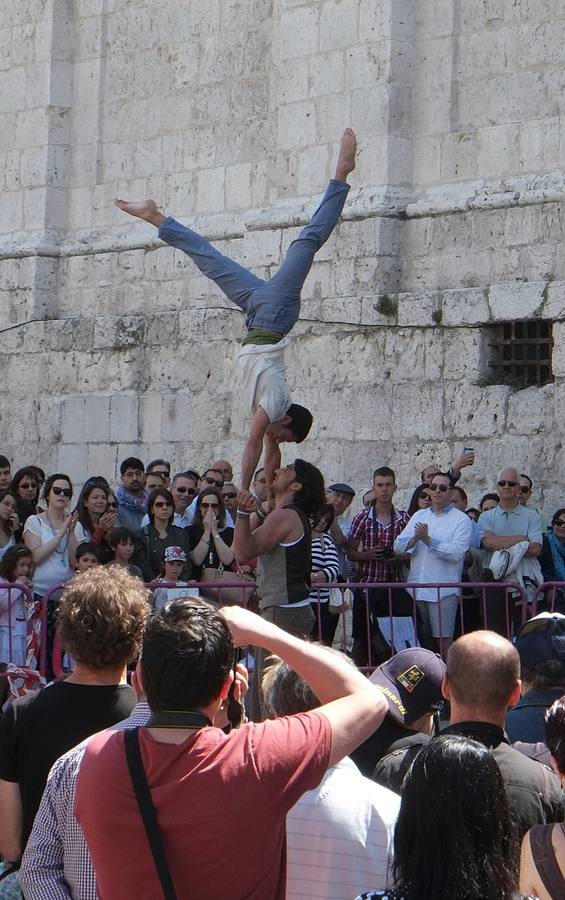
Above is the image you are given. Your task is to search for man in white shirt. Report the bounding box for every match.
[394,472,472,658]
[115,129,358,490]
[262,656,400,900]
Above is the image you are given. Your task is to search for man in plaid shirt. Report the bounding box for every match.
[347,467,413,666]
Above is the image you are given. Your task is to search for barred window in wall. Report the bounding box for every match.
[487,320,553,388]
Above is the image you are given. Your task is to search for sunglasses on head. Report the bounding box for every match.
[204,477,222,488]
[497,480,518,487]
[52,487,72,497]
[175,486,196,495]
[429,484,449,493]
[223,492,237,499]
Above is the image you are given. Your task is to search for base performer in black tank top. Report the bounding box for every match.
[234,459,326,721]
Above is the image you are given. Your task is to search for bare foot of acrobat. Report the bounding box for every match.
[334,128,357,182]
[114,198,166,228]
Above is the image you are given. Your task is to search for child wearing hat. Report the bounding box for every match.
[152,546,199,612]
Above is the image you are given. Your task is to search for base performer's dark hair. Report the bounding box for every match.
[293,459,326,527]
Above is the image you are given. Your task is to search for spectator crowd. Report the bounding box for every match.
[0,444,564,899]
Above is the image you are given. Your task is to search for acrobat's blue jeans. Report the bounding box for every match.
[158,179,350,334]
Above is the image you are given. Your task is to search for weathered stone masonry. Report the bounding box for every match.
[1,0,564,511]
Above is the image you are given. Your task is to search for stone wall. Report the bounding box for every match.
[0,0,564,512]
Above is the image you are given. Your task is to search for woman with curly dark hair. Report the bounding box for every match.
[131,487,191,582]
[357,735,534,900]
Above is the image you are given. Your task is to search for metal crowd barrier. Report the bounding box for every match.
[1,577,549,684]
[310,580,528,669]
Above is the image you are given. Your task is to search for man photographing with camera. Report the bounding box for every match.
[74,599,387,900]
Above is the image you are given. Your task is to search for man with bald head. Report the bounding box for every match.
[374,631,564,838]
[479,466,543,634]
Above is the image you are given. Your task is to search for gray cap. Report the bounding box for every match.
[328,482,355,496]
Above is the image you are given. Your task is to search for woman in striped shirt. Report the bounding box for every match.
[310,503,341,646]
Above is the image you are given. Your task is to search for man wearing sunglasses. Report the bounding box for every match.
[394,472,473,658]
[478,467,543,635]
[222,482,238,516]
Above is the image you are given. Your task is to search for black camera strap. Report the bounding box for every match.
[124,727,178,900]
[146,710,212,729]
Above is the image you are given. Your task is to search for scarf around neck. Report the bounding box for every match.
[116,484,148,512]
[548,530,565,583]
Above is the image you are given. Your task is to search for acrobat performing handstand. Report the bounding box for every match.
[115,128,357,489]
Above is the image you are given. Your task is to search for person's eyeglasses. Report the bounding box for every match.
[204,477,223,488]
[553,519,565,528]
[497,480,518,487]
[175,486,196,495]
[153,501,172,509]
[223,492,237,499]
[421,493,431,501]
[201,502,219,509]
[52,487,72,497]
[428,484,449,493]
[520,485,532,493]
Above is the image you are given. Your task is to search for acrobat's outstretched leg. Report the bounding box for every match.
[254,128,357,333]
[114,199,264,312]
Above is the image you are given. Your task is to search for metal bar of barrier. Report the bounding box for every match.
[0,582,35,668]
[530,581,565,615]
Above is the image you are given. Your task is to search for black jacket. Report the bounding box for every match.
[351,713,431,780]
[375,719,564,841]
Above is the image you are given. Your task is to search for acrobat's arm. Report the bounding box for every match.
[240,406,270,492]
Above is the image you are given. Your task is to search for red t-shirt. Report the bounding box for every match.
[75,711,332,900]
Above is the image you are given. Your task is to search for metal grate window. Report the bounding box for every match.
[487,319,553,388]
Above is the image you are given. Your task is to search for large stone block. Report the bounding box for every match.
[110,394,139,442]
[444,383,511,438]
[397,291,442,327]
[488,281,545,320]
[442,288,490,326]
[61,396,86,443]
[84,395,111,443]
[544,282,565,320]
[507,383,554,435]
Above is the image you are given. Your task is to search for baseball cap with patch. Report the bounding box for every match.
[515,612,565,671]
[163,545,187,563]
[369,647,446,725]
